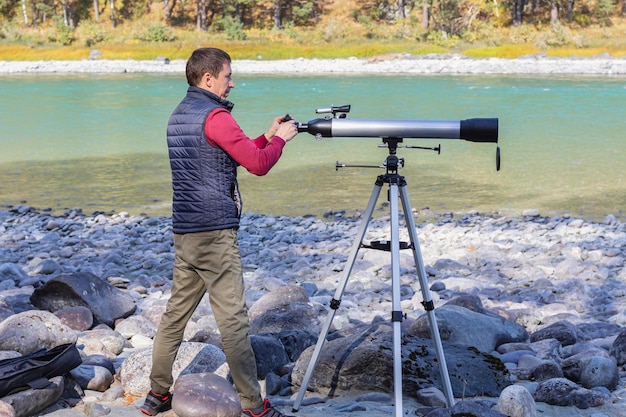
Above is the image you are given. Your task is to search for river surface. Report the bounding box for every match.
[1,73,624,220]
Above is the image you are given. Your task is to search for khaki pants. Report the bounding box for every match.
[149,229,262,409]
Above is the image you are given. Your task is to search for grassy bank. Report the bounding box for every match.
[1,18,626,61]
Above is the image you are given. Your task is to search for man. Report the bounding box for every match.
[140,47,298,417]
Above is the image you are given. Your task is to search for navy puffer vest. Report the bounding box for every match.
[167,86,241,234]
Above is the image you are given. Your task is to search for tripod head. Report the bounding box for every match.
[293,105,501,171]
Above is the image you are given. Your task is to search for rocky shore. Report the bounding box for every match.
[0,205,625,417]
[2,52,625,417]
[1,53,626,75]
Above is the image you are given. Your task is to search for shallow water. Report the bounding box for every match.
[1,73,624,220]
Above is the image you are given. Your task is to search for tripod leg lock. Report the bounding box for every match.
[391,311,405,322]
[421,300,435,311]
[330,298,341,310]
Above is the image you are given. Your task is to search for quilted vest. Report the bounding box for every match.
[166,86,241,234]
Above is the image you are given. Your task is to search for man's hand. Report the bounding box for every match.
[275,119,298,142]
[266,114,298,142]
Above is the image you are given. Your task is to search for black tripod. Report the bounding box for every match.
[292,138,455,417]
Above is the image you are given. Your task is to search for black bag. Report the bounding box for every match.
[0,343,82,398]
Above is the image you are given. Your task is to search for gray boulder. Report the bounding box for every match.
[0,376,65,417]
[248,286,324,335]
[514,354,563,381]
[292,322,511,398]
[530,320,583,346]
[119,342,226,396]
[30,272,136,327]
[77,326,126,358]
[609,328,626,365]
[54,305,93,331]
[172,373,241,417]
[409,304,528,353]
[0,310,77,354]
[579,356,619,390]
[250,335,290,379]
[533,377,608,409]
[0,401,15,417]
[114,315,157,339]
[419,399,507,417]
[70,364,114,392]
[497,385,537,417]
[0,263,29,285]
[276,329,317,362]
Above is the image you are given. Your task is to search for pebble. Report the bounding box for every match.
[0,205,624,417]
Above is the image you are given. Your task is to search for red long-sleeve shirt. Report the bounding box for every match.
[205,108,286,176]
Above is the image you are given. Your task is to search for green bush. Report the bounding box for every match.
[140,23,176,42]
[546,23,570,46]
[572,32,589,48]
[508,24,537,44]
[216,16,247,41]
[425,29,460,47]
[292,2,316,26]
[317,18,349,42]
[77,21,108,47]
[49,17,74,45]
[280,22,301,41]
[573,12,592,27]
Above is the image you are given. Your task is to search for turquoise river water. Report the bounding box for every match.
[0,73,624,220]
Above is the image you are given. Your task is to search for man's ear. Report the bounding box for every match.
[202,72,212,89]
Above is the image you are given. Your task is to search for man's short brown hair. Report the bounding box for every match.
[186,48,232,86]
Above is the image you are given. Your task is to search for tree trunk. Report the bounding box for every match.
[93,0,99,21]
[234,0,242,24]
[567,0,574,21]
[196,0,200,29]
[397,0,406,18]
[196,0,207,30]
[551,1,559,23]
[550,0,559,23]
[21,0,29,26]
[31,0,37,26]
[512,0,525,25]
[274,0,281,29]
[164,0,170,24]
[109,0,116,28]
[65,0,75,27]
[204,1,208,28]
[422,3,429,29]
[62,0,70,26]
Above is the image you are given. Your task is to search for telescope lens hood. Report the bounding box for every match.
[460,118,498,143]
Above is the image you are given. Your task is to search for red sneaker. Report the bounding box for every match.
[139,390,172,416]
[242,399,287,417]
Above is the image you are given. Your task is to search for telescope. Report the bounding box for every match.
[290,105,502,416]
[288,105,501,170]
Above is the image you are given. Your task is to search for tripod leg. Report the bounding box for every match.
[292,180,384,412]
[388,182,404,417]
[398,184,455,407]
